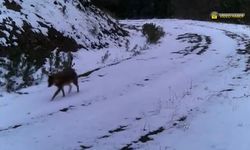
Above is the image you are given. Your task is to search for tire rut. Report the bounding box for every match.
[173,33,211,56]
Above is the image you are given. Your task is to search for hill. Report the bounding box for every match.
[0,0,129,92]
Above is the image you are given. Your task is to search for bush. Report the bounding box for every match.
[142,23,165,44]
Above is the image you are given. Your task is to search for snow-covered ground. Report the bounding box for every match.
[1,19,250,150]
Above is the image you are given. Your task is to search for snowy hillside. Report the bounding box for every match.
[1,18,250,150]
[0,0,132,92]
[0,0,128,49]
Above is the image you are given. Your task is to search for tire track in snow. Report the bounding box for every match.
[222,30,250,71]
[172,33,212,56]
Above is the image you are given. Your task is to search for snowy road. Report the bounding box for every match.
[1,20,250,150]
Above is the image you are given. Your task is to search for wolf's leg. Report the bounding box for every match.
[51,88,61,100]
[61,87,65,97]
[68,84,72,93]
[73,79,79,92]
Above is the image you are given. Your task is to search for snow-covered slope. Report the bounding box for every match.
[0,0,133,92]
[1,19,250,150]
[0,0,128,49]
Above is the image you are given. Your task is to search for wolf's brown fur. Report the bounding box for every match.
[48,68,79,100]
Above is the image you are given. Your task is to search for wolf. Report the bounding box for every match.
[48,68,79,100]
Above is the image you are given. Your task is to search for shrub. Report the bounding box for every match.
[3,0,22,12]
[142,23,165,44]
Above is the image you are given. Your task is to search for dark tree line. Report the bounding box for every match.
[92,0,250,23]
[92,0,173,19]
